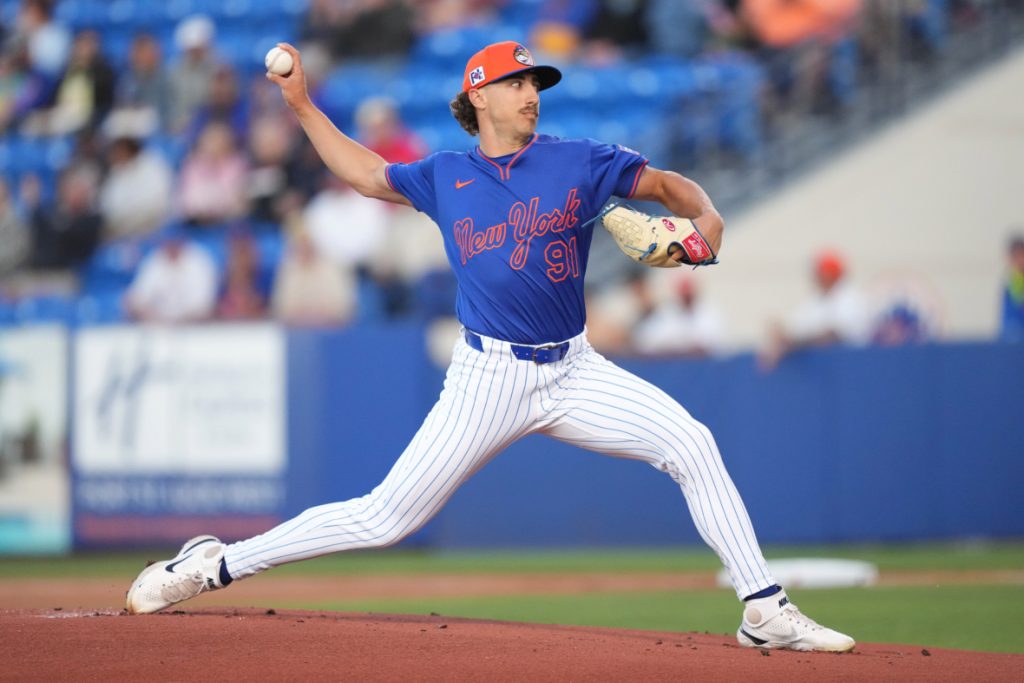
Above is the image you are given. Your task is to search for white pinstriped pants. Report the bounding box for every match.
[224,330,776,599]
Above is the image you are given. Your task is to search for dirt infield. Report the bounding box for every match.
[4,607,1021,682]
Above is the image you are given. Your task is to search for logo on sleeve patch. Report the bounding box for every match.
[469,66,486,86]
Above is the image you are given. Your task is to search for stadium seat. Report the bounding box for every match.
[0,299,15,326]
[15,295,78,325]
[76,291,128,325]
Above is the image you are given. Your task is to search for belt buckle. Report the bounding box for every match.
[533,343,561,363]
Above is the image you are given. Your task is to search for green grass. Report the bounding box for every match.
[2,541,1022,653]
[3,540,1020,578]
[275,585,1024,654]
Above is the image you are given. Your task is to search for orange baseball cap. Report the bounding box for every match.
[815,250,846,280]
[462,41,562,93]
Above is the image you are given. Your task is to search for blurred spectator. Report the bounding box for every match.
[271,224,356,327]
[0,52,25,132]
[114,33,173,128]
[644,0,711,58]
[355,97,427,164]
[741,0,860,48]
[872,302,929,346]
[417,0,503,33]
[25,166,102,270]
[178,121,249,226]
[380,206,452,311]
[304,171,404,316]
[285,137,332,206]
[74,122,108,166]
[582,0,650,64]
[247,115,299,224]
[299,0,343,51]
[1000,234,1024,342]
[585,0,647,52]
[217,230,268,321]
[184,64,248,149]
[124,229,218,323]
[643,0,747,58]
[740,0,861,120]
[530,0,596,58]
[0,0,70,130]
[303,0,416,61]
[633,276,726,357]
[11,0,70,80]
[586,268,653,355]
[304,174,389,272]
[859,0,903,77]
[0,178,30,278]
[21,29,115,136]
[759,249,870,369]
[98,119,173,240]
[169,15,218,132]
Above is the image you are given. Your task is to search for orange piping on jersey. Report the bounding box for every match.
[504,133,538,179]
[478,151,506,179]
[477,133,538,181]
[626,160,648,199]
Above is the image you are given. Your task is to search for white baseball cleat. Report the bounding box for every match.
[126,535,229,614]
[736,589,855,652]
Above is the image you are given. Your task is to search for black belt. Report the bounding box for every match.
[464,330,570,364]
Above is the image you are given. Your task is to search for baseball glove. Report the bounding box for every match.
[598,202,718,268]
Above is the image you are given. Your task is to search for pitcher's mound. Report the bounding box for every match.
[4,608,1020,682]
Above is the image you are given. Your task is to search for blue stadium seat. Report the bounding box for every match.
[162,0,199,23]
[101,28,137,63]
[828,37,860,108]
[255,230,285,278]
[76,291,128,325]
[15,295,78,325]
[699,55,764,159]
[498,0,545,28]
[908,0,950,54]
[54,0,108,30]
[80,238,151,294]
[411,24,527,71]
[0,298,16,327]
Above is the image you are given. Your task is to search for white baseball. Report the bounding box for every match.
[265,46,293,76]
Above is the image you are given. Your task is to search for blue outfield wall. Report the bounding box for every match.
[286,328,1024,548]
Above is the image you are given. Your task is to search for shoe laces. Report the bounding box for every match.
[780,603,823,632]
[160,569,206,602]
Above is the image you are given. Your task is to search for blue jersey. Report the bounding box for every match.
[386,133,647,344]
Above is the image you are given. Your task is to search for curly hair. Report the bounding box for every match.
[449,91,479,136]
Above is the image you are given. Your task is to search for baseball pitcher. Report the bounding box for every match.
[127,41,854,653]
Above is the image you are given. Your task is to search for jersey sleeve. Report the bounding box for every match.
[384,154,440,220]
[587,140,649,203]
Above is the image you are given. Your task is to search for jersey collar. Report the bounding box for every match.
[474,133,538,181]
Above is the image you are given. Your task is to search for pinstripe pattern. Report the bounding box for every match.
[224,331,775,599]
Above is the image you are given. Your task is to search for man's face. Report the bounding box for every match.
[1011,244,1024,273]
[479,73,541,138]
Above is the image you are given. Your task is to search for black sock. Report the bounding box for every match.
[743,584,781,602]
[218,559,234,587]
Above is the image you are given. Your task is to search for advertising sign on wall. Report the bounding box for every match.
[72,324,287,546]
[0,324,70,554]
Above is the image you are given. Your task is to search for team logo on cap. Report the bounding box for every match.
[513,45,535,66]
[469,66,486,86]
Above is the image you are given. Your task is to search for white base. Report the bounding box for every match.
[719,558,879,590]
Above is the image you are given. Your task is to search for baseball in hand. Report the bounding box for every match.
[265,46,293,76]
